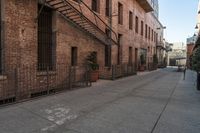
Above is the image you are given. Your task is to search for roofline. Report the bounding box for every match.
[151,12,164,28]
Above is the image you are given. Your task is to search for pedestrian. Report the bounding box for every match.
[183,66,187,80]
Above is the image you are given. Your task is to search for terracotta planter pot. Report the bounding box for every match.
[90,70,99,82]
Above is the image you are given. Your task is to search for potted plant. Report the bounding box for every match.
[192,46,200,90]
[153,54,158,70]
[140,54,146,71]
[86,52,99,82]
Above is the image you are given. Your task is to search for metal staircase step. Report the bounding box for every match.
[45,0,118,46]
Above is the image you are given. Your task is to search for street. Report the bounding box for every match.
[0,68,199,133]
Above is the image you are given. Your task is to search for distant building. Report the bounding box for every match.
[164,41,173,66]
[168,42,187,66]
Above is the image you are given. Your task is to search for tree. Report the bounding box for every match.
[192,47,200,72]
[192,46,200,90]
[86,52,99,71]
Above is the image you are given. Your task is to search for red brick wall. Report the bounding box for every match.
[187,43,195,68]
[3,0,164,69]
[110,0,163,66]
[0,0,164,100]
[1,0,106,99]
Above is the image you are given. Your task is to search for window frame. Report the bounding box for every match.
[141,21,144,36]
[129,11,133,30]
[105,0,110,17]
[128,47,133,65]
[118,2,123,25]
[37,5,55,71]
[135,16,139,33]
[71,47,78,66]
[92,0,100,13]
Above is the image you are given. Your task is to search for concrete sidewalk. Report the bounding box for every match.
[153,70,200,133]
[0,68,199,133]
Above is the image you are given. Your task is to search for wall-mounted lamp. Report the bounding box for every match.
[195,23,200,29]
[195,25,198,29]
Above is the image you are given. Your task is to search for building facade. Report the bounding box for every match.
[193,0,200,60]
[168,42,186,66]
[186,36,196,68]
[0,0,164,103]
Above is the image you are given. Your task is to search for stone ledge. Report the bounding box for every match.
[37,71,57,76]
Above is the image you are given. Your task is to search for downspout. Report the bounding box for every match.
[1,0,5,74]
[109,0,112,67]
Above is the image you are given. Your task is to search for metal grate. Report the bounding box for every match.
[99,63,137,80]
[0,64,91,107]
[0,97,16,106]
[38,5,54,71]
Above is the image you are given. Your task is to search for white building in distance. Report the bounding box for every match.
[168,42,187,66]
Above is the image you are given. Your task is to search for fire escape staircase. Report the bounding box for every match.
[43,0,118,45]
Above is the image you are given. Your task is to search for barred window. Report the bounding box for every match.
[71,47,78,66]
[38,5,55,71]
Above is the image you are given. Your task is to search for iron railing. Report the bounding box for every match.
[45,0,118,45]
[148,63,157,71]
[99,63,137,80]
[0,64,91,106]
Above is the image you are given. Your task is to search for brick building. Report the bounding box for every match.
[0,0,164,103]
[186,36,196,68]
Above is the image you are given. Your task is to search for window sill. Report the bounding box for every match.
[37,71,57,76]
[93,11,101,16]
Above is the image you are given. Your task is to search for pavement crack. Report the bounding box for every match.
[56,72,171,127]
[150,75,181,133]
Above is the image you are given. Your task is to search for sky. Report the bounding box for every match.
[159,0,199,44]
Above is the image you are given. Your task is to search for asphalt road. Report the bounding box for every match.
[0,68,199,133]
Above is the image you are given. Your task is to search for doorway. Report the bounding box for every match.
[135,48,138,70]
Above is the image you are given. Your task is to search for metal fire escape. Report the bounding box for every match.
[44,0,118,45]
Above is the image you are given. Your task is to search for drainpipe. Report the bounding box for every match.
[1,0,5,73]
[109,0,112,28]
[108,0,112,67]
